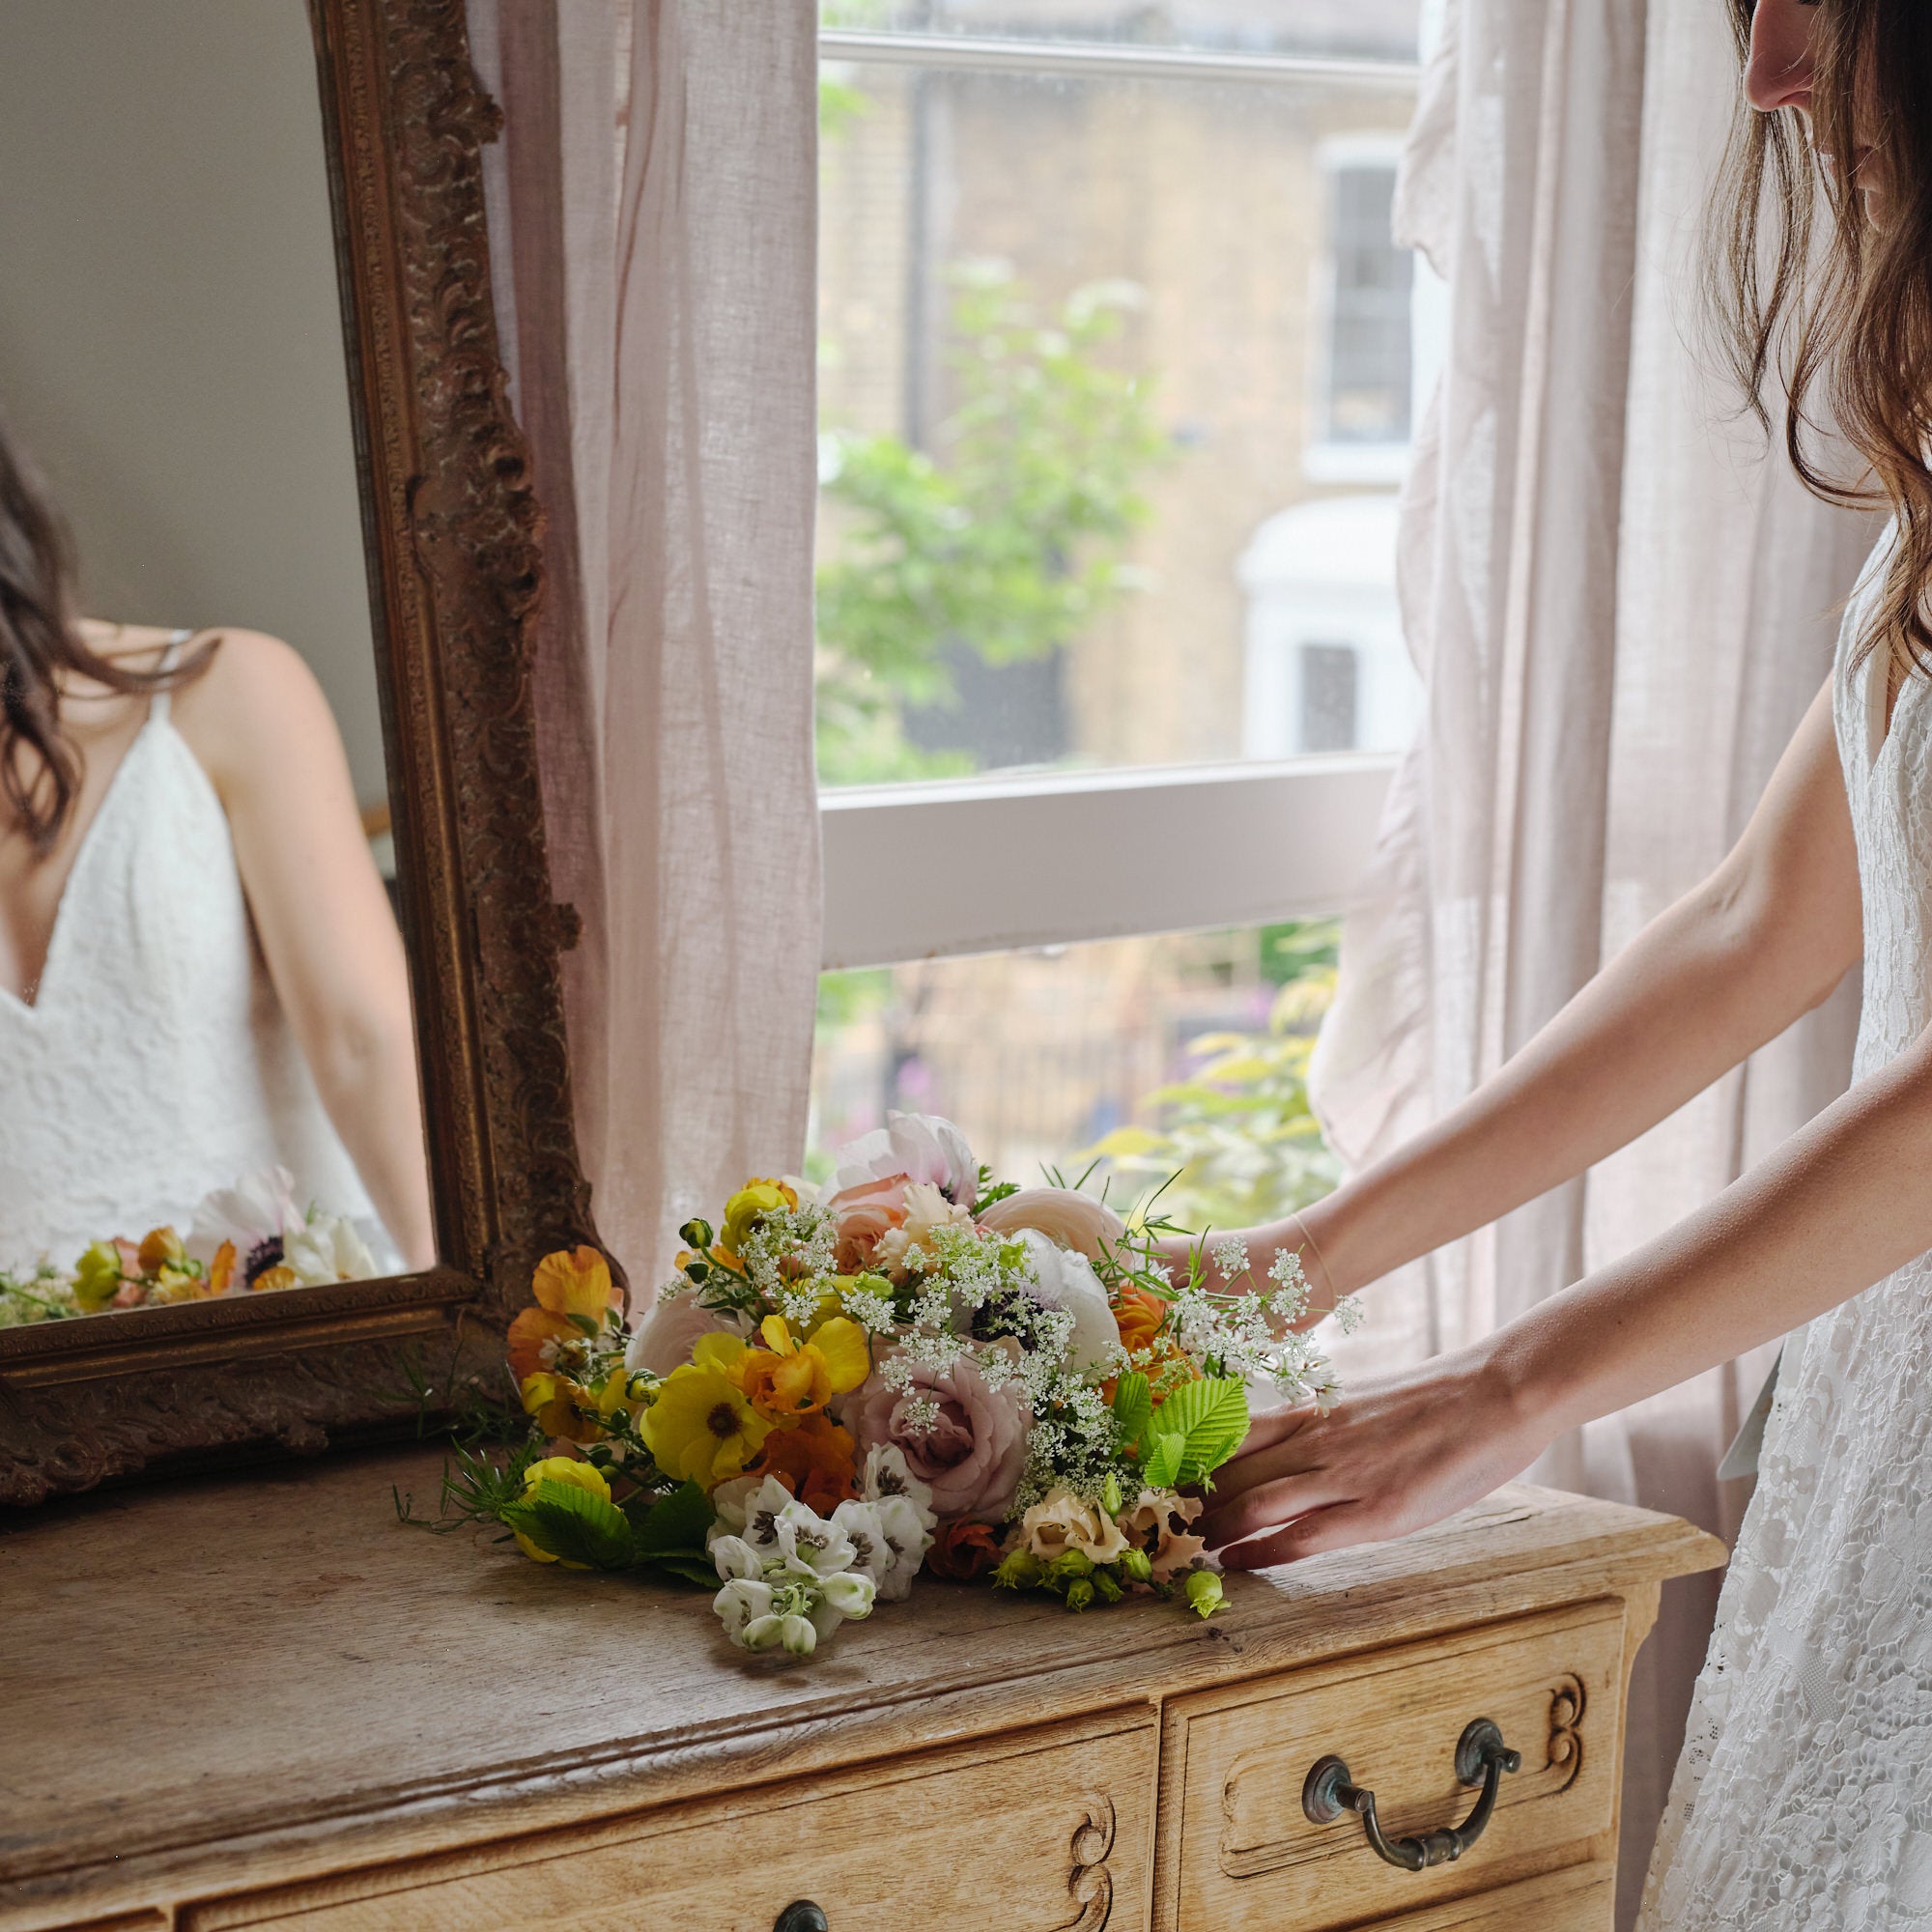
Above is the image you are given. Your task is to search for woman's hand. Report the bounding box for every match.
[1201,1346,1552,1569]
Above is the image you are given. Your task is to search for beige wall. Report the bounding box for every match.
[0,0,387,806]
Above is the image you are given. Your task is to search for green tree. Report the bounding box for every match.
[816,262,1171,784]
[1087,923,1344,1232]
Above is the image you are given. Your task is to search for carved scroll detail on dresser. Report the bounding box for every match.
[1060,1795,1117,1930]
[1546,1673,1588,1790]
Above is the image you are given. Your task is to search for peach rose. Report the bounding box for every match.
[975,1186,1126,1261]
[847,1352,1029,1522]
[827,1174,911,1273]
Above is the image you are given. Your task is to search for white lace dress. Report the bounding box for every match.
[1639,538,1932,1927]
[0,643,383,1267]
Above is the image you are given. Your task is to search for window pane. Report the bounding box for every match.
[822,0,1424,62]
[817,54,1427,785]
[810,923,1429,1374]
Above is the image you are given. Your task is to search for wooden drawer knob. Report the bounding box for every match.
[1301,1718,1523,1871]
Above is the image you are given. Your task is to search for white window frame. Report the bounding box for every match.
[815,30,1416,973]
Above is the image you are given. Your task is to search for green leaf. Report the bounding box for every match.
[653,1556,723,1588]
[1144,1378,1250,1486]
[501,1479,637,1570]
[1143,1432,1185,1490]
[1111,1373,1153,1457]
[633,1481,715,1562]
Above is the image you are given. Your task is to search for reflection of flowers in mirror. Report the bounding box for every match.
[0,1165,379,1324]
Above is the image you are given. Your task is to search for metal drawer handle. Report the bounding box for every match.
[774,1904,829,1932]
[1302,1718,1522,1872]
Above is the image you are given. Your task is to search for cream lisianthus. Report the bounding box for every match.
[1019,1486,1131,1566]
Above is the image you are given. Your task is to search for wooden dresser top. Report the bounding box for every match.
[0,1444,1722,1922]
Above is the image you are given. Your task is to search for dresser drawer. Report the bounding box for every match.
[1156,1601,1629,1931]
[1378,1859,1616,1929]
[186,1709,1155,1932]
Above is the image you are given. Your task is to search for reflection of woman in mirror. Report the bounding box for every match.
[0,415,433,1277]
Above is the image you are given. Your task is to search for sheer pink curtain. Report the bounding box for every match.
[1312,1,1878,1921]
[469,0,822,1290]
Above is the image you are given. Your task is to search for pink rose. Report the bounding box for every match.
[847,1353,1029,1522]
[828,1174,910,1273]
[625,1285,747,1377]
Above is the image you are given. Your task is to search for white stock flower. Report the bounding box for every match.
[709,1535,763,1582]
[283,1212,376,1286]
[775,1497,857,1579]
[820,1571,877,1619]
[713,1577,775,1644]
[706,1474,795,1552]
[834,1112,979,1208]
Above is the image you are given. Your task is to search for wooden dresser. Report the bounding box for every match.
[0,1446,1722,1932]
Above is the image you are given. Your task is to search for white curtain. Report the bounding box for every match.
[1312,0,1879,1920]
[468,0,823,1290]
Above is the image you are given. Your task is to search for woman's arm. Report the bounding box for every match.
[1174,679,1862,1307]
[175,632,435,1270]
[1202,1009,1932,1565]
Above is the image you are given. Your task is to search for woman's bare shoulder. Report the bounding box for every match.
[167,629,344,781]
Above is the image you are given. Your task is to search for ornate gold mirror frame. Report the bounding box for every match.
[0,0,600,1504]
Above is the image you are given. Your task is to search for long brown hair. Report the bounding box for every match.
[0,414,211,852]
[1712,0,1932,678]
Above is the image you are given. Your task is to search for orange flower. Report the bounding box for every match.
[208,1240,238,1295]
[926,1519,1003,1581]
[508,1246,620,1382]
[747,1411,859,1514]
[1106,1285,1193,1405]
[1111,1284,1169,1359]
[519,1371,600,1445]
[737,1315,871,1423]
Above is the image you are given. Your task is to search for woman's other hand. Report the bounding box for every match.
[1202,1346,1552,1569]
[1151,1199,1343,1330]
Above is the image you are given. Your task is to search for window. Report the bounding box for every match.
[1298,643,1359,753]
[815,5,1425,1247]
[1323,160,1412,444]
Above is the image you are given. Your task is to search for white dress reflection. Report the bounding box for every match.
[0,420,433,1290]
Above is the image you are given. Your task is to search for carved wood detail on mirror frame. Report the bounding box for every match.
[0,0,607,1506]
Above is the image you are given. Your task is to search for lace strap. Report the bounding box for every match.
[149,630,192,723]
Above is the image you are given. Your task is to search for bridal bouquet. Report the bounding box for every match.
[0,1167,379,1325]
[476,1112,1354,1660]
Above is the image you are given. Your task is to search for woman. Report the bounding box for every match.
[0,416,433,1276]
[1179,1,1932,1922]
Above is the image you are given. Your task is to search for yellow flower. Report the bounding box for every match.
[136,1226,186,1275]
[519,1371,598,1444]
[509,1246,620,1382]
[739,1314,872,1423]
[513,1456,611,1568]
[72,1241,126,1314]
[640,1343,774,1488]
[721,1179,798,1258]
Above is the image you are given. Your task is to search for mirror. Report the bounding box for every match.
[0,0,433,1325]
[0,0,602,1506]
